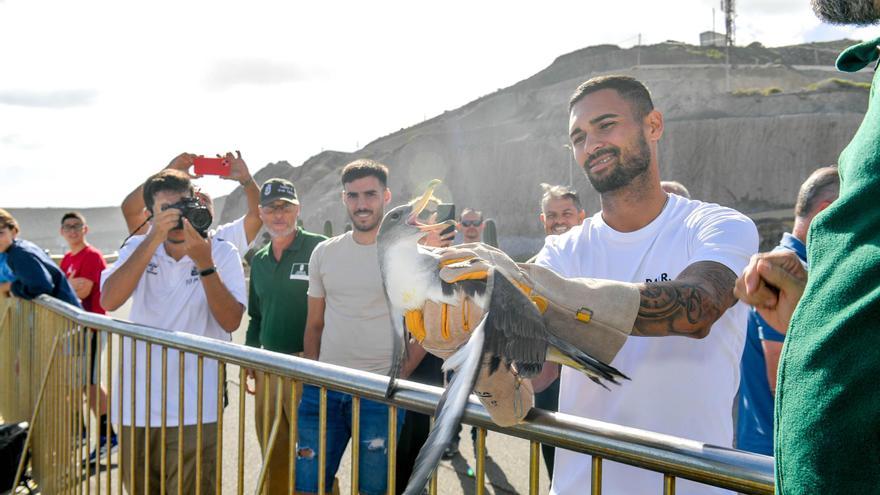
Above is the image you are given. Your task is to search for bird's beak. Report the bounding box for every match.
[407,179,442,225]
[417,219,455,232]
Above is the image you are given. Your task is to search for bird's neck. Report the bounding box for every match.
[381,242,438,310]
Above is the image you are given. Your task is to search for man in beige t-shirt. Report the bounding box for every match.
[299,159,423,495]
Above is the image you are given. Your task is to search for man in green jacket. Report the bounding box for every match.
[735,1,880,492]
[245,178,326,494]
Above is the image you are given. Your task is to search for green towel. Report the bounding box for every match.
[775,37,880,494]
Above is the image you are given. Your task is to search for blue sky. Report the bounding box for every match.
[1,0,876,207]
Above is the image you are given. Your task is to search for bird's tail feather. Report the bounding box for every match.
[402,314,487,495]
[385,315,408,399]
[545,334,629,390]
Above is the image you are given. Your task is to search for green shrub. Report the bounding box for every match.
[804,78,871,92]
[732,87,783,97]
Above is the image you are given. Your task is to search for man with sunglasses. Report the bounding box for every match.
[244,178,326,493]
[458,208,485,243]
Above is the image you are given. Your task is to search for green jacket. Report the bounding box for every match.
[246,228,326,354]
[775,38,880,494]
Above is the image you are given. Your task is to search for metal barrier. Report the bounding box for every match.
[0,295,775,494]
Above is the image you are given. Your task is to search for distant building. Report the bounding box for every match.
[700,31,726,47]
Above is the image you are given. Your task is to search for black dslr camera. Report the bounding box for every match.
[162,197,213,236]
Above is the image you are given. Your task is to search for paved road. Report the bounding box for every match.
[80,304,552,494]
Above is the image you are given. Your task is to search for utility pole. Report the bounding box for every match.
[722,0,735,92]
[722,0,735,47]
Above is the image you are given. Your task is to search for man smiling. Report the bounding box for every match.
[299,160,421,495]
[538,76,758,495]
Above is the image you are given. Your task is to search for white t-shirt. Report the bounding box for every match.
[212,215,252,255]
[307,232,393,375]
[100,235,247,426]
[536,194,758,495]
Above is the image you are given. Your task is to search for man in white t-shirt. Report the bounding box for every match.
[121,150,262,254]
[536,75,758,495]
[299,159,423,495]
[101,169,246,494]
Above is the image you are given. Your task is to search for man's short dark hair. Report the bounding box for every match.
[341,159,389,188]
[61,211,85,225]
[569,75,655,121]
[540,183,583,213]
[460,208,483,222]
[795,166,840,218]
[142,169,195,212]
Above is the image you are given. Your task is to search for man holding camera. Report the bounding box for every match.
[101,169,246,494]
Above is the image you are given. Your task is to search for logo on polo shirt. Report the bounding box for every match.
[290,263,309,281]
[146,262,159,275]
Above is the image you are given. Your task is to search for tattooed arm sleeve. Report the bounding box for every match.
[633,261,738,338]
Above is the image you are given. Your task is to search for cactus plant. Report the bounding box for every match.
[323,220,333,237]
[483,219,498,248]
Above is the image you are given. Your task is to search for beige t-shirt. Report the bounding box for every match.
[307,232,393,375]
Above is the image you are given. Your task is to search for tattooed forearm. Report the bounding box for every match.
[633,261,737,338]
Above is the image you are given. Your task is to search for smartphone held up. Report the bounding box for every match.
[193,156,231,177]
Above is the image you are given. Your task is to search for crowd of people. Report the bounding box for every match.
[2,2,879,491]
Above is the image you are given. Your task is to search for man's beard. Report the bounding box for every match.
[349,208,382,232]
[267,224,297,238]
[811,0,880,24]
[583,133,651,194]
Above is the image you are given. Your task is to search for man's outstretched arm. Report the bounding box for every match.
[633,260,738,338]
[122,153,196,235]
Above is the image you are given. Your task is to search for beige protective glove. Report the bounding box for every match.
[438,243,639,366]
[413,296,533,427]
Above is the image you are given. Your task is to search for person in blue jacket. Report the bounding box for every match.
[0,208,80,308]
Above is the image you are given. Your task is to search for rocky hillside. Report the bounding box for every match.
[218,39,871,256]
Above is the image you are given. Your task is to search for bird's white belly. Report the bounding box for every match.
[385,264,433,310]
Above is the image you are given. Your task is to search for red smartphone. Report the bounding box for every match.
[193,156,231,177]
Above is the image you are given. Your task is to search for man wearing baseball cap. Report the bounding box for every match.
[245,178,326,493]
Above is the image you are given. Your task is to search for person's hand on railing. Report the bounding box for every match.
[0,282,10,297]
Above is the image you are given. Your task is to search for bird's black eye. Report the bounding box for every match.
[390,212,400,220]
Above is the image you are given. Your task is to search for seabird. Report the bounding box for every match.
[377,180,628,495]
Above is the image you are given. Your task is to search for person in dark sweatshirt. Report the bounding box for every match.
[0,208,80,307]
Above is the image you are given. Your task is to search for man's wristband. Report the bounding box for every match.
[199,266,217,278]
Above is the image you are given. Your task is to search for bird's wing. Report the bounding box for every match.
[483,269,550,377]
[475,268,628,386]
[402,312,487,495]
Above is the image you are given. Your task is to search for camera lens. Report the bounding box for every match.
[188,208,213,232]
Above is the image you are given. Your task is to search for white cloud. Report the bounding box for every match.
[0,89,97,108]
[204,58,312,90]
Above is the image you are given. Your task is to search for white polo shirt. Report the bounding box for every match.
[101,235,247,426]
